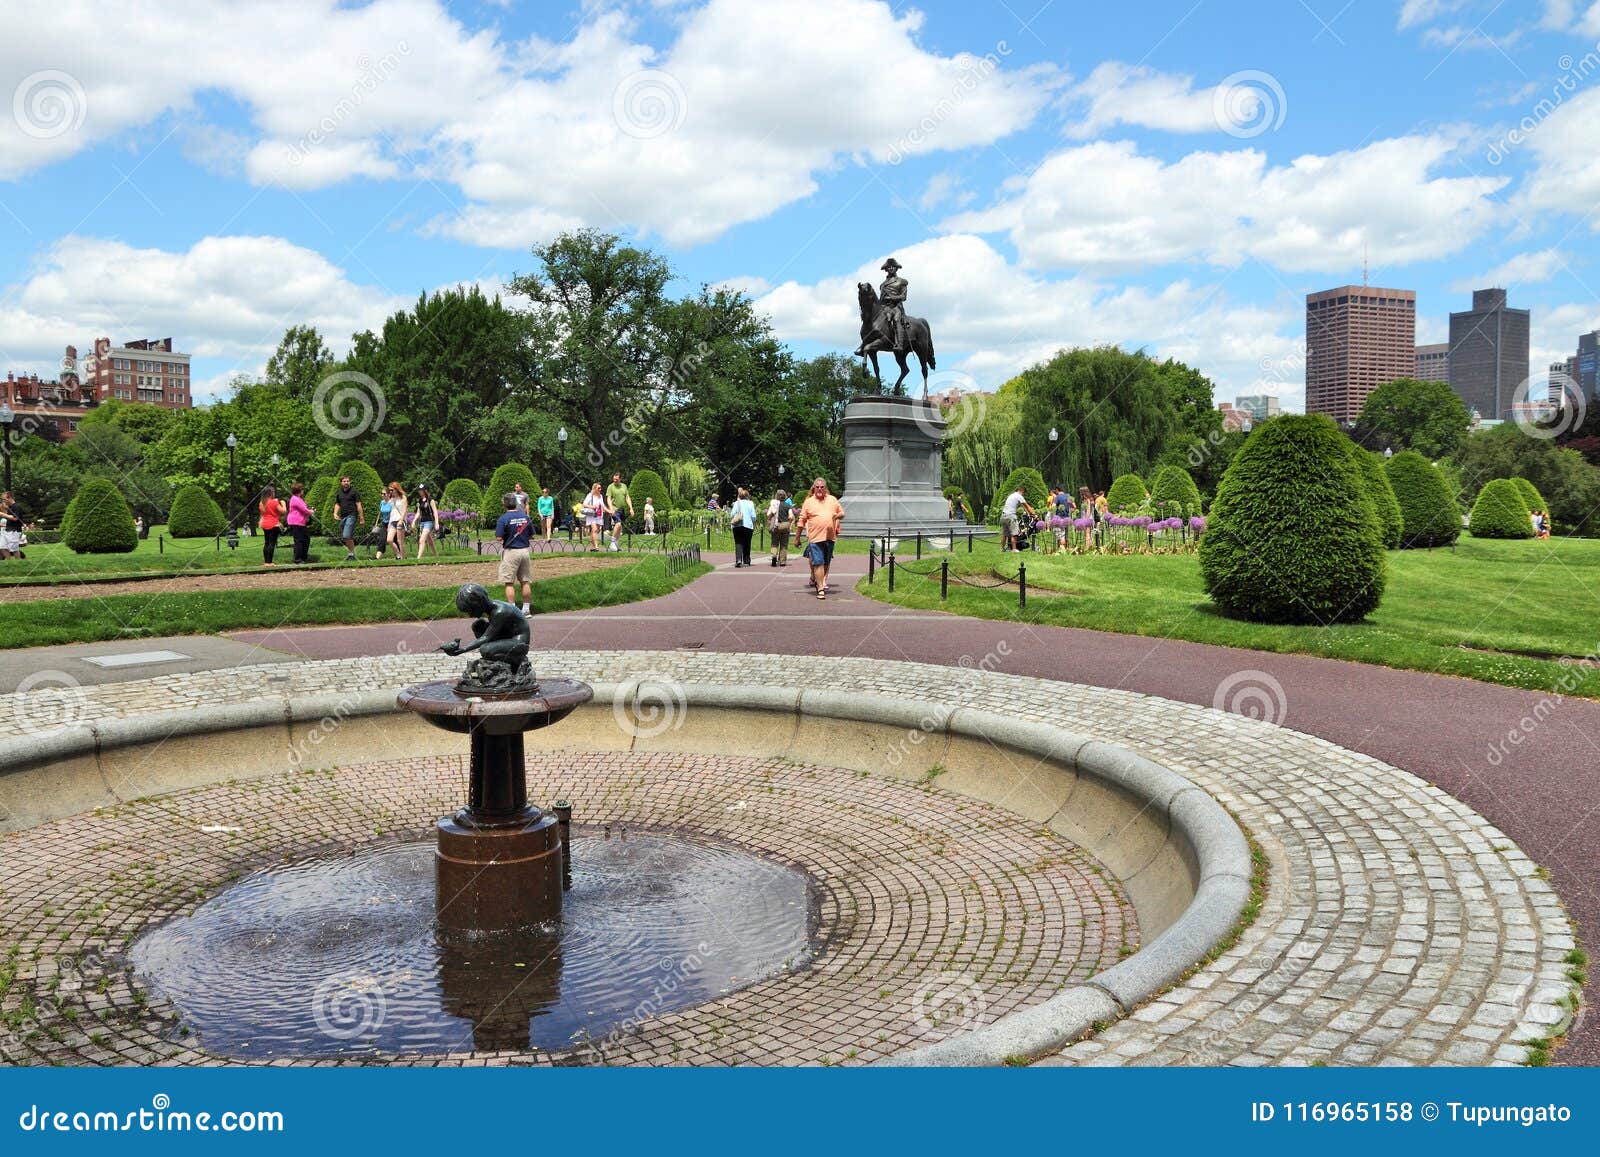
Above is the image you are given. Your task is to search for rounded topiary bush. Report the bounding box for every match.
[304,475,336,534]
[1199,414,1386,624]
[1106,473,1148,512]
[440,478,483,523]
[63,478,138,554]
[1349,448,1402,549]
[1511,476,1546,516]
[1469,478,1534,539]
[989,467,1048,525]
[1149,464,1202,516]
[335,460,385,529]
[165,483,226,538]
[1384,450,1459,548]
[480,463,538,525]
[629,469,671,516]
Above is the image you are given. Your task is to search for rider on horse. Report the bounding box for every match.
[855,258,908,357]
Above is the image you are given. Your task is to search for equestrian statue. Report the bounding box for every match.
[853,257,936,396]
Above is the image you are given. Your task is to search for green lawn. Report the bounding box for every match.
[0,554,711,648]
[860,535,1600,700]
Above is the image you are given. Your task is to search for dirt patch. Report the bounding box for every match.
[0,557,631,603]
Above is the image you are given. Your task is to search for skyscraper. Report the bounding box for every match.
[1578,330,1598,400]
[1447,289,1530,420]
[1415,343,1449,383]
[1305,286,1417,423]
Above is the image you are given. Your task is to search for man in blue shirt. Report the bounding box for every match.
[494,492,535,615]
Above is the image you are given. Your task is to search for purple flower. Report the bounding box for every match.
[1073,516,1094,530]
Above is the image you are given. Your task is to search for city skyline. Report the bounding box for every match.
[2,0,1598,413]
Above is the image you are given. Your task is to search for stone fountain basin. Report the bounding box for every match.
[396,678,593,736]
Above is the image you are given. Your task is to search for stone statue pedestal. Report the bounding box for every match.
[837,395,979,538]
[397,678,592,931]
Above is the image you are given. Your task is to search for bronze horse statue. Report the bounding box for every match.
[857,283,936,396]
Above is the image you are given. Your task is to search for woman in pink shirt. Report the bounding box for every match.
[286,483,314,564]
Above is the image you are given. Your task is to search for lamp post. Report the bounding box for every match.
[225,432,238,546]
[0,403,13,494]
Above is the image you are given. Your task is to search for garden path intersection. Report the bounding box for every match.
[0,559,1588,1066]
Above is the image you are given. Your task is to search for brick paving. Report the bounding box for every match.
[0,649,1583,1066]
[0,751,1133,1067]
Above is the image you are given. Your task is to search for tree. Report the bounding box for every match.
[63,478,137,553]
[263,325,338,400]
[166,483,226,538]
[1511,476,1546,515]
[1148,464,1202,516]
[1468,478,1534,538]
[440,478,483,520]
[65,421,172,524]
[76,399,176,445]
[9,434,80,527]
[1106,473,1148,511]
[1199,415,1385,624]
[1349,447,1403,549]
[629,469,670,516]
[989,467,1048,526]
[480,463,538,526]
[305,475,338,534]
[1452,423,1600,533]
[1385,450,1460,548]
[1354,378,1471,458]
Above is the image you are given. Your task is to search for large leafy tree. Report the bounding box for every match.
[1453,422,1600,534]
[1354,377,1471,458]
[75,398,177,446]
[263,325,338,400]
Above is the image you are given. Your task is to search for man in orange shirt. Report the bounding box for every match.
[797,477,845,600]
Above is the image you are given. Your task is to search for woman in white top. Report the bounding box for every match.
[582,483,606,552]
[384,482,408,560]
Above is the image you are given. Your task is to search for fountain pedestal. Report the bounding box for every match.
[398,678,593,931]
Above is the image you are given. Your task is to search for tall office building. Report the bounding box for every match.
[1415,343,1449,383]
[1447,289,1530,420]
[1578,330,1598,399]
[1305,285,1417,423]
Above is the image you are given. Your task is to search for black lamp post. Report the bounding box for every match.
[225,432,239,550]
[0,403,14,494]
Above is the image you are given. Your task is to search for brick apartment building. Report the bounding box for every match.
[1305,286,1417,423]
[2,339,192,441]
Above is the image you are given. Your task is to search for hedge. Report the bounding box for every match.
[1199,414,1385,624]
[165,484,226,539]
[1148,464,1202,516]
[1350,448,1403,550]
[304,475,337,534]
[1384,450,1460,548]
[1468,478,1534,539]
[63,478,138,554]
[629,469,671,517]
[1511,476,1547,516]
[989,467,1048,525]
[1106,473,1148,512]
[441,478,483,522]
[480,464,539,525]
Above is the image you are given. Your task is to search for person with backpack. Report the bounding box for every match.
[767,489,793,567]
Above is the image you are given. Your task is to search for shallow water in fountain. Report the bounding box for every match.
[130,830,812,1059]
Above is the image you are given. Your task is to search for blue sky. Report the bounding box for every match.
[2,0,1598,411]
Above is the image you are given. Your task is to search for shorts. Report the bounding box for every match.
[0,530,21,552]
[418,521,435,532]
[339,515,357,539]
[585,513,603,527]
[498,547,532,584]
[1001,514,1018,535]
[805,539,834,567]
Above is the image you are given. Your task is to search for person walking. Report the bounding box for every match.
[537,486,555,542]
[1000,483,1035,552]
[643,496,656,535]
[730,487,757,567]
[286,483,314,564]
[767,489,792,567]
[413,483,440,558]
[333,475,364,561]
[0,492,23,561]
[495,492,535,615]
[797,477,844,599]
[383,482,408,560]
[582,483,606,551]
[512,482,530,513]
[606,472,634,552]
[258,486,287,566]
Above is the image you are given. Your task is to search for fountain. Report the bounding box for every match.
[396,583,592,931]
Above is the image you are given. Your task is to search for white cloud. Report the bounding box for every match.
[1449,248,1568,292]
[1532,301,1600,374]
[1400,0,1469,29]
[2,0,1056,247]
[1061,62,1231,138]
[943,135,1507,274]
[1541,0,1600,35]
[1514,87,1600,224]
[750,233,1302,399]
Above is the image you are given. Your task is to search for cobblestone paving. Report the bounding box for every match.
[0,649,1583,1066]
[0,752,1132,1067]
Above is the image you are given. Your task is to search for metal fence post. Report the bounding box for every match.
[916,531,922,559]
[868,542,876,584]
[888,552,896,593]
[1018,561,1026,610]
[940,557,948,601]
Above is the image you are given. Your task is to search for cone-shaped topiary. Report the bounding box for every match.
[440,478,483,523]
[165,483,226,538]
[63,477,138,554]
[335,460,385,531]
[989,467,1048,525]
[629,469,671,516]
[1149,464,1202,516]
[480,463,538,525]
[304,476,336,534]
[1106,473,1148,512]
[1349,447,1403,550]
[1510,476,1546,516]
[1384,450,1459,548]
[1469,477,1534,538]
[1199,414,1386,624]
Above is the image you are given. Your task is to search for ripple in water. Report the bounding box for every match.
[131,831,812,1058]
